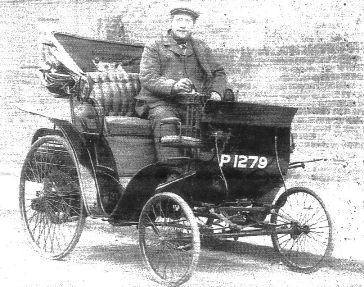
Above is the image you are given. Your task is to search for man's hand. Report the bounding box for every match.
[210,91,222,101]
[172,78,193,94]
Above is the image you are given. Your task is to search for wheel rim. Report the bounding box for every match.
[19,136,85,259]
[271,188,332,272]
[139,193,200,286]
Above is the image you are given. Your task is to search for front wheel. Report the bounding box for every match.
[271,187,333,273]
[138,192,200,286]
[19,135,86,259]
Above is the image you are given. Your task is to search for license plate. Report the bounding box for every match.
[219,154,268,169]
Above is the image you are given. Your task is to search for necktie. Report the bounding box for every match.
[180,43,187,56]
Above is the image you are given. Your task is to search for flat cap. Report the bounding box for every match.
[170,6,200,20]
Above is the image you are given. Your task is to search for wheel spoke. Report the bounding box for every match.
[277,208,296,223]
[30,211,41,237]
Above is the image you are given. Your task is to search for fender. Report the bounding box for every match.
[17,103,108,217]
[31,128,63,144]
[49,118,107,218]
[110,163,175,221]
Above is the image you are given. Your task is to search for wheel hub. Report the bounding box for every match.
[291,222,310,237]
[30,175,80,224]
[30,196,49,213]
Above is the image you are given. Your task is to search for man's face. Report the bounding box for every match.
[170,14,195,40]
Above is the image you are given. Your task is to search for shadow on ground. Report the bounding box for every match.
[66,223,364,275]
[202,238,364,274]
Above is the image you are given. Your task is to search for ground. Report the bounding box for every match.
[1,172,363,287]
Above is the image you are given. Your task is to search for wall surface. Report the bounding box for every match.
[0,0,363,186]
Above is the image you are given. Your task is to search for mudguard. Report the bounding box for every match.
[48,119,106,217]
[110,163,176,221]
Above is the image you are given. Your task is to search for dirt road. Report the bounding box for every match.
[1,173,364,287]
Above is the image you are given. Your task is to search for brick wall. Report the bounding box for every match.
[1,0,363,183]
[225,41,363,182]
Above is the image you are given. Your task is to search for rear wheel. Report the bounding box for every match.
[139,192,200,286]
[271,187,333,273]
[19,135,86,259]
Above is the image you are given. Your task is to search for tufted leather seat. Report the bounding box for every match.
[85,71,152,137]
[87,71,140,117]
[79,70,156,175]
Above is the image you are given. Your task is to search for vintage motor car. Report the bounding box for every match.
[18,32,333,286]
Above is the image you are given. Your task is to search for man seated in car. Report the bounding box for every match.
[136,4,227,162]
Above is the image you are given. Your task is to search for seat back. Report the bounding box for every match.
[87,71,141,117]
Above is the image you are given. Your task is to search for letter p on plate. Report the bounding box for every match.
[220,154,231,167]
